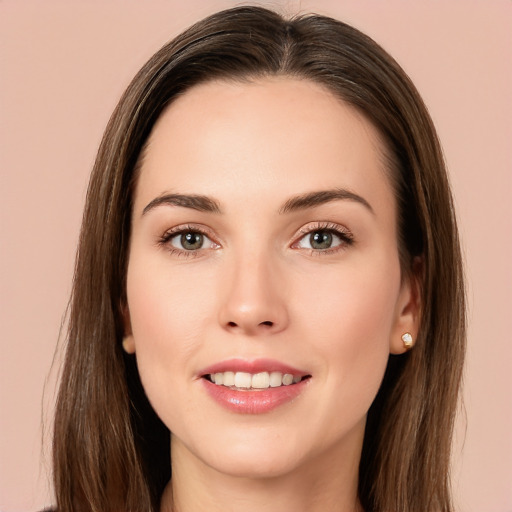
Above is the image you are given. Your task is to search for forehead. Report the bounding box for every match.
[134,77,394,217]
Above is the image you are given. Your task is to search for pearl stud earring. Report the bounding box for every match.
[122,336,136,354]
[401,332,413,350]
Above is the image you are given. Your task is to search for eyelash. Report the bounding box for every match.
[158,224,219,259]
[292,222,354,256]
[158,222,354,258]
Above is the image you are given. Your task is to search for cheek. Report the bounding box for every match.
[125,257,217,417]
[295,252,400,343]
[129,276,198,350]
[291,256,400,418]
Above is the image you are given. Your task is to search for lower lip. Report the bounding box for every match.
[201,378,310,414]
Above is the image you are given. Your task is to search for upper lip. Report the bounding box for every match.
[198,358,309,377]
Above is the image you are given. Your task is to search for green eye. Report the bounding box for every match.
[162,225,220,256]
[309,231,333,250]
[178,232,204,250]
[169,231,209,251]
[295,224,353,253]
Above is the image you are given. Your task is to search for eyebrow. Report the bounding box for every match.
[142,193,222,216]
[279,188,374,215]
[142,188,373,217]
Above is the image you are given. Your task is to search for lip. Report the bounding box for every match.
[198,358,311,414]
[198,358,308,377]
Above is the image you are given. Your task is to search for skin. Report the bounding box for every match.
[123,78,420,512]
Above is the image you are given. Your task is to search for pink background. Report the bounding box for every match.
[1,1,510,510]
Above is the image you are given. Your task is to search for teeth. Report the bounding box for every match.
[223,371,235,386]
[269,371,282,387]
[252,372,270,389]
[209,371,304,389]
[282,374,293,386]
[234,372,252,389]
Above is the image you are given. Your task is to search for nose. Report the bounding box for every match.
[217,251,289,336]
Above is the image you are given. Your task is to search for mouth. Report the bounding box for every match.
[202,371,310,390]
[198,359,312,414]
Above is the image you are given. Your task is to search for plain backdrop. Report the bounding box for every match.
[1,1,511,510]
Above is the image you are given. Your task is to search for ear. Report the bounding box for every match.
[389,257,422,355]
[121,303,136,354]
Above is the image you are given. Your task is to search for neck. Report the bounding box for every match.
[160,427,365,512]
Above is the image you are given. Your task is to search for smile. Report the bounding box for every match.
[205,371,306,390]
[199,359,311,413]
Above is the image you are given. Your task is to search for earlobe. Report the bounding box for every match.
[390,258,422,355]
[121,303,136,354]
[122,335,136,354]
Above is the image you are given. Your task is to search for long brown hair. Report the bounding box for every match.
[52,6,465,511]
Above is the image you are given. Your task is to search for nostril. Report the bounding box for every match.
[224,319,276,331]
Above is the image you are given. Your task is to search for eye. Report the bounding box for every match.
[297,230,342,250]
[293,223,354,253]
[159,225,220,256]
[305,231,336,250]
[171,231,208,251]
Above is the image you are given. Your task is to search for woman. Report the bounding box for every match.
[52,6,465,512]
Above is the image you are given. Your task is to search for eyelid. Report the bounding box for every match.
[158,223,221,256]
[290,221,354,252]
[157,221,353,258]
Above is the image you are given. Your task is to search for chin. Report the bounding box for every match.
[187,429,307,479]
[207,450,303,480]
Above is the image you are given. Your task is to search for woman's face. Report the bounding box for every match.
[124,78,418,479]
